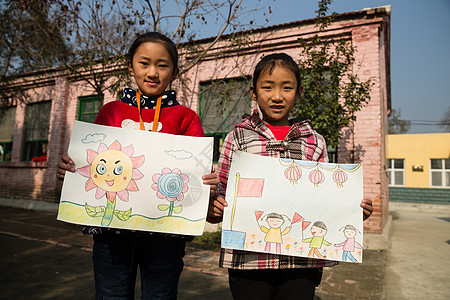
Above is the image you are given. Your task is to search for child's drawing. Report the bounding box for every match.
[334,224,362,262]
[256,211,305,254]
[280,160,302,185]
[76,140,144,226]
[309,167,325,187]
[303,221,331,259]
[58,121,213,236]
[333,168,348,188]
[221,151,364,263]
[152,167,189,216]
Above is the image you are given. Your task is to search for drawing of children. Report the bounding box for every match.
[259,213,292,254]
[334,224,362,262]
[303,221,331,259]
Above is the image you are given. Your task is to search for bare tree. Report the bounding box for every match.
[0,0,69,108]
[1,0,272,108]
[388,108,410,134]
[439,106,450,132]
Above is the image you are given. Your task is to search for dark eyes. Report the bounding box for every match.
[260,86,294,90]
[138,61,169,68]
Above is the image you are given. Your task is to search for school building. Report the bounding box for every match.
[0,6,391,239]
[387,133,450,204]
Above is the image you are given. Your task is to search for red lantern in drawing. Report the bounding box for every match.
[333,169,348,188]
[309,168,325,187]
[284,164,302,185]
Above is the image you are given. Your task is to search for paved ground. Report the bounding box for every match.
[385,208,450,300]
[0,203,449,299]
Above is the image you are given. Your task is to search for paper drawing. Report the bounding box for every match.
[152,167,189,216]
[58,121,213,236]
[334,224,362,262]
[221,151,364,263]
[76,140,144,226]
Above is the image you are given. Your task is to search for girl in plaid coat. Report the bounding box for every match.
[207,53,373,300]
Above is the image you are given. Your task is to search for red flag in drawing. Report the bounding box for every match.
[292,212,304,224]
[255,210,264,220]
[236,178,264,197]
[302,221,311,231]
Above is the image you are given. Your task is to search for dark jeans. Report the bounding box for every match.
[228,267,323,300]
[93,233,186,300]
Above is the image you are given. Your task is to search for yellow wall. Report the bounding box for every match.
[387,133,450,188]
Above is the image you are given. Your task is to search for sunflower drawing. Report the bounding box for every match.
[77,140,145,226]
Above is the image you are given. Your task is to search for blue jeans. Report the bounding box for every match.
[93,233,186,300]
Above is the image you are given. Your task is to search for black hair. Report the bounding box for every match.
[128,32,178,72]
[312,221,327,231]
[266,212,284,220]
[252,53,302,94]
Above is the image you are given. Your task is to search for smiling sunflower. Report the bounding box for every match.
[77,140,144,226]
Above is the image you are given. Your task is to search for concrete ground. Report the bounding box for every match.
[385,205,450,300]
[0,200,449,299]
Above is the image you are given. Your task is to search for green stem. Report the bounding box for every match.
[168,201,174,216]
[101,197,116,226]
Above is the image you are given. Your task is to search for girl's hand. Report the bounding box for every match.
[202,172,220,197]
[56,154,75,181]
[207,196,228,224]
[361,199,373,221]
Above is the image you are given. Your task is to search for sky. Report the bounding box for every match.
[195,0,450,133]
[269,0,450,133]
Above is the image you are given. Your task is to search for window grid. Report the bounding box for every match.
[388,158,404,186]
[0,106,16,162]
[199,78,251,163]
[430,159,450,188]
[78,95,103,123]
[23,101,51,161]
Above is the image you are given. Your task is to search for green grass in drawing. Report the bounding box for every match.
[77,140,144,226]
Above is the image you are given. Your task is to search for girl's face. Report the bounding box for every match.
[344,228,356,238]
[128,41,177,97]
[251,65,303,126]
[267,217,284,228]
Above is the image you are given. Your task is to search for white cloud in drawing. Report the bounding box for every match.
[165,150,193,160]
[81,133,106,144]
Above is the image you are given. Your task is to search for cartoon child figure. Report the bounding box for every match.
[303,221,331,259]
[259,213,292,254]
[334,224,362,262]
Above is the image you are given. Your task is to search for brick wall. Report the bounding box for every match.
[0,8,391,234]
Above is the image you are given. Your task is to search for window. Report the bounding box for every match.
[78,95,103,123]
[327,146,337,163]
[199,78,251,162]
[388,159,404,186]
[0,106,16,161]
[23,101,51,161]
[430,159,450,188]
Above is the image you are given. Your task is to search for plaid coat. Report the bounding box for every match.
[217,111,338,270]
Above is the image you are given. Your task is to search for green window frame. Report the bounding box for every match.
[0,106,16,162]
[199,78,252,162]
[327,146,337,163]
[78,95,103,123]
[23,101,52,161]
